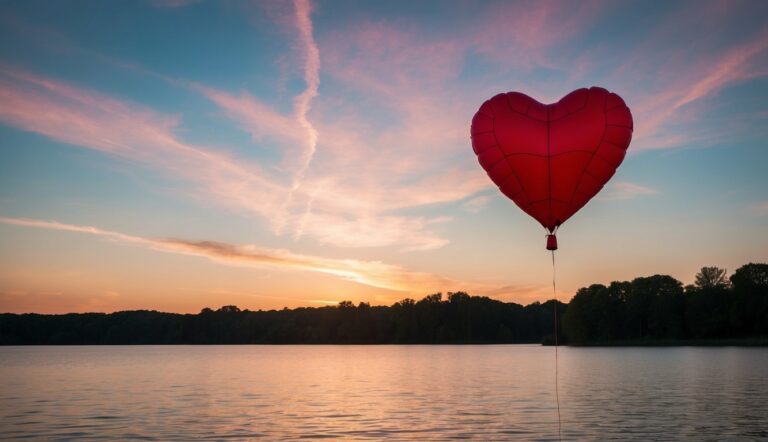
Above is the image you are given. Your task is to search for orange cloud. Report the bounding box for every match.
[0,216,514,297]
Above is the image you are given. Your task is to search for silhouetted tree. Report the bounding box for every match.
[730,263,768,289]
[562,284,611,342]
[729,263,768,336]
[695,267,729,290]
[685,282,730,338]
[622,275,684,339]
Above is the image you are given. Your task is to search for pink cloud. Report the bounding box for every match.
[469,0,603,71]
[198,85,300,143]
[193,91,471,250]
[631,35,768,149]
[609,6,768,151]
[0,64,461,251]
[193,18,492,249]
[0,65,295,226]
[322,20,465,93]
[8,0,762,257]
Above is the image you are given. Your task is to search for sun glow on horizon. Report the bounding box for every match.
[1,0,766,314]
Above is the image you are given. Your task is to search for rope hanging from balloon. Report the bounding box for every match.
[552,248,562,442]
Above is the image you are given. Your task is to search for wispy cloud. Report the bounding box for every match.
[598,182,658,201]
[611,6,768,150]
[290,0,320,186]
[671,37,767,110]
[275,0,322,235]
[0,64,460,251]
[192,10,491,250]
[196,85,304,151]
[149,0,201,8]
[3,0,765,260]
[0,63,285,219]
[461,195,492,214]
[634,35,768,149]
[0,216,490,295]
[469,0,602,73]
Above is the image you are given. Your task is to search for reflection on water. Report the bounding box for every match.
[1,345,767,440]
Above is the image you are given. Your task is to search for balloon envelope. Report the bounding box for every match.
[471,87,633,232]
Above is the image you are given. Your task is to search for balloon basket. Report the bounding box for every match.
[546,234,558,251]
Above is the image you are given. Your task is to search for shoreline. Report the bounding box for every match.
[2,340,767,347]
[550,338,768,347]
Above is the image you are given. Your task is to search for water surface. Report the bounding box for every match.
[1,345,766,440]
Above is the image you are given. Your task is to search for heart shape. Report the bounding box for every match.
[471,86,633,231]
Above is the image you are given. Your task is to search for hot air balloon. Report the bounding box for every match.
[471,87,633,250]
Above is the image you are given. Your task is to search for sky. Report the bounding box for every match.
[0,0,766,314]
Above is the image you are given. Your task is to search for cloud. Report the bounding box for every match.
[635,34,768,149]
[6,1,763,258]
[0,64,460,251]
[307,299,340,305]
[3,215,563,306]
[295,212,452,251]
[461,195,492,214]
[290,0,320,186]
[149,0,201,8]
[671,36,767,110]
[609,8,768,150]
[598,182,658,201]
[192,12,492,250]
[196,85,304,150]
[0,216,486,295]
[469,0,602,72]
[0,63,285,219]
[274,0,321,235]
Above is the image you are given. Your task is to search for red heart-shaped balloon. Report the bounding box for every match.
[471,86,633,232]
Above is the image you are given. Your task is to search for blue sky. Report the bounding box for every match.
[0,0,766,313]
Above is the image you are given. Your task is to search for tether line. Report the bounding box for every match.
[552,249,562,441]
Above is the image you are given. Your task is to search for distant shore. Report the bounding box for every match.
[546,338,768,347]
[3,262,766,345]
[3,339,767,346]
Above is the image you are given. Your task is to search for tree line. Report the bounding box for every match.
[0,263,765,345]
[562,263,768,344]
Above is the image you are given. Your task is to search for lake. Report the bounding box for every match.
[1,345,766,440]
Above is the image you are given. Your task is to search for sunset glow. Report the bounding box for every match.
[1,0,766,313]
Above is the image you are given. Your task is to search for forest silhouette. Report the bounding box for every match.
[1,263,765,345]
